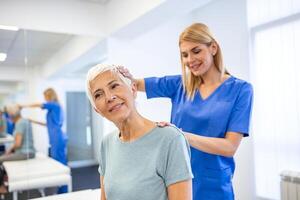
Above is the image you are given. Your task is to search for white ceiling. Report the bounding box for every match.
[0,29,73,98]
[80,0,110,4]
[0,0,213,100]
[0,29,73,68]
[0,0,165,99]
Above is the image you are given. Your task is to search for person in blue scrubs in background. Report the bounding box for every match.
[0,107,14,154]
[119,23,253,200]
[21,88,68,194]
[3,106,15,135]
[0,109,7,154]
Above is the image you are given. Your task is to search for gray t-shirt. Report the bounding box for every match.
[0,115,7,137]
[99,126,193,200]
[14,118,36,154]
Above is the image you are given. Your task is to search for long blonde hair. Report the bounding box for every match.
[44,88,59,103]
[179,23,226,100]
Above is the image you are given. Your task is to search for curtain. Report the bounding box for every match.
[247,0,300,27]
[251,11,300,200]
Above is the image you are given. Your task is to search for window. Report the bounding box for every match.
[249,2,300,199]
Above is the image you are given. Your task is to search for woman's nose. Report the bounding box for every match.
[187,54,195,63]
[106,93,117,103]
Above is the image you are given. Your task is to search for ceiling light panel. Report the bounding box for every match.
[0,53,7,62]
[0,25,19,31]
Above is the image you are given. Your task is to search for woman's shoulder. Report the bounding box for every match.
[43,101,61,109]
[167,74,182,84]
[226,76,253,93]
[45,101,60,106]
[150,74,183,86]
[229,76,252,86]
[101,130,118,144]
[151,74,181,80]
[17,118,27,125]
[154,125,185,141]
[15,118,29,130]
[168,74,182,79]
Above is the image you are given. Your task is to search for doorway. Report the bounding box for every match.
[66,92,96,167]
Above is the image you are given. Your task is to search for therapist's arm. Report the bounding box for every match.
[20,103,43,108]
[184,131,243,157]
[133,79,145,91]
[28,118,46,126]
[168,180,192,200]
[100,176,106,200]
[155,123,242,157]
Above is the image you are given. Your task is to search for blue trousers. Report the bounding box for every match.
[49,138,68,194]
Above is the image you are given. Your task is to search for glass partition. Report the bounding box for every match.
[0,28,102,199]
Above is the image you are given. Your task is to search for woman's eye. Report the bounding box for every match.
[94,93,103,99]
[193,49,201,54]
[111,83,119,89]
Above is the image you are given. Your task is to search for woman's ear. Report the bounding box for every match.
[131,82,138,99]
[210,42,218,56]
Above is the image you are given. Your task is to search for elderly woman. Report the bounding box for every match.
[0,109,6,138]
[0,104,36,193]
[86,64,193,200]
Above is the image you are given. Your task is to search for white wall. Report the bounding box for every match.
[41,35,101,78]
[0,0,168,37]
[0,0,106,36]
[103,0,255,199]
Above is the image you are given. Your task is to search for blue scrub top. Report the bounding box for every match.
[4,112,14,135]
[42,101,67,146]
[145,75,253,200]
[42,101,68,189]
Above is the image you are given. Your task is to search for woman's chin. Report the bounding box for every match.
[191,70,203,76]
[110,114,130,125]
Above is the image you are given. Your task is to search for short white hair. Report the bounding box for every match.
[86,64,132,108]
[6,103,20,117]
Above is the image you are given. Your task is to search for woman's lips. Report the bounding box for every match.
[108,103,124,112]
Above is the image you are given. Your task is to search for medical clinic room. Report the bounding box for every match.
[0,0,299,200]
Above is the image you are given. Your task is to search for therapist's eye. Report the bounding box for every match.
[192,49,201,54]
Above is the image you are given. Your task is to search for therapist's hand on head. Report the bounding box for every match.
[117,66,134,81]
